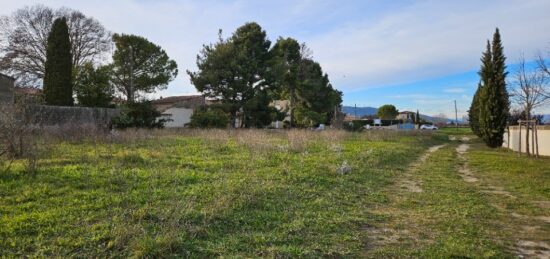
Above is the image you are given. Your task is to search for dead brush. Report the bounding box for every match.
[0,103,42,173]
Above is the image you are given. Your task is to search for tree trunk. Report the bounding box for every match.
[289,93,294,128]
[525,111,530,156]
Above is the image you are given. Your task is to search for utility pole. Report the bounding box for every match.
[454,100,458,132]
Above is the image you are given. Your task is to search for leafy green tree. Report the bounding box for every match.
[189,106,230,128]
[269,39,342,127]
[479,29,509,148]
[243,90,282,128]
[469,83,483,137]
[269,37,302,126]
[110,33,178,103]
[43,17,73,106]
[294,59,342,126]
[112,101,167,129]
[377,104,398,119]
[74,63,113,107]
[188,23,271,127]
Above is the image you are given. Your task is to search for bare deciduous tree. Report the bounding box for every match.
[0,5,111,87]
[536,50,550,98]
[510,55,548,155]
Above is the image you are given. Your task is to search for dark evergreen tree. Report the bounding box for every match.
[110,33,178,103]
[74,63,113,107]
[43,17,73,106]
[188,22,271,127]
[479,29,509,147]
[469,83,483,137]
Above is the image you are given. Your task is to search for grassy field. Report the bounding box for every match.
[1,128,548,257]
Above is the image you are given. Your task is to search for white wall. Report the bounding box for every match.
[161,107,194,128]
[503,126,550,156]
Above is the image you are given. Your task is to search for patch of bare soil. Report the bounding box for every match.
[533,201,550,209]
[455,143,480,183]
[516,240,550,258]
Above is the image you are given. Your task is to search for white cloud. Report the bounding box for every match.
[2,0,550,100]
[308,0,550,91]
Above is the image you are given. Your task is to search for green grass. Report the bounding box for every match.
[365,144,512,258]
[0,130,435,257]
[1,129,548,257]
[439,127,473,135]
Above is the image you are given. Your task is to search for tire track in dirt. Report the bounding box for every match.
[398,144,447,193]
[451,136,549,258]
[364,144,447,253]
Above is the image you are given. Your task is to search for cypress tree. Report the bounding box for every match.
[469,83,482,137]
[44,17,73,106]
[479,28,509,147]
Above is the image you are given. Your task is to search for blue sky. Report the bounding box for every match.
[2,0,550,117]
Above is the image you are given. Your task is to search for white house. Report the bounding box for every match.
[151,95,205,128]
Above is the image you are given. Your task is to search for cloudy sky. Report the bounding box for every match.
[2,0,550,117]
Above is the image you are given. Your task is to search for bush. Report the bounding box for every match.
[343,120,366,132]
[112,101,168,129]
[188,106,229,128]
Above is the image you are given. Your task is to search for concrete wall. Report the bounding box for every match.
[503,125,550,156]
[0,73,15,104]
[25,105,121,127]
[159,107,194,128]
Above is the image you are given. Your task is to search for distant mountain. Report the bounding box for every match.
[342,105,453,123]
[541,114,550,123]
[341,106,378,117]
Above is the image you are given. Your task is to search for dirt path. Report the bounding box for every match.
[450,136,549,258]
[397,144,447,193]
[365,144,447,252]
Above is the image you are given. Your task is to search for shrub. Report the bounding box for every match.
[188,106,229,128]
[112,101,168,129]
[343,120,365,132]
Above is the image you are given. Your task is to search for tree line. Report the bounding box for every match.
[188,23,342,128]
[0,5,342,129]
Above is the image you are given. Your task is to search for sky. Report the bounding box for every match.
[2,0,550,117]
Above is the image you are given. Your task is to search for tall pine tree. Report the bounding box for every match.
[478,28,509,147]
[43,17,73,106]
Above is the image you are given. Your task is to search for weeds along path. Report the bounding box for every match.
[364,138,517,257]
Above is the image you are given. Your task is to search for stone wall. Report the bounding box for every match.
[25,105,121,128]
[503,125,550,156]
[0,73,15,104]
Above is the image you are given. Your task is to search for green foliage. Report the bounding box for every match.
[343,120,367,132]
[478,29,509,148]
[43,17,73,106]
[188,23,271,127]
[377,104,398,119]
[110,34,178,103]
[469,83,483,137]
[74,63,113,107]
[243,91,282,128]
[188,106,230,128]
[189,24,342,128]
[269,38,342,127]
[112,101,167,129]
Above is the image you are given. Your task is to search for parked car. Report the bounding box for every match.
[420,124,438,130]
